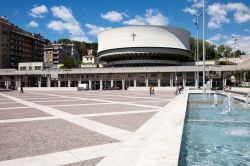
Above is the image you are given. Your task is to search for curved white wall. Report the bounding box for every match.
[98,26,190,53]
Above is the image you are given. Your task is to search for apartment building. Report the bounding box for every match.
[44,43,79,65]
[0,16,49,68]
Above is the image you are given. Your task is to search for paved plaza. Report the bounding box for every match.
[0,89,187,166]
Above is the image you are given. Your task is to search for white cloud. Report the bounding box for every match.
[226,3,250,23]
[101,11,126,22]
[192,0,203,9]
[184,1,250,29]
[85,24,111,36]
[183,7,196,15]
[51,6,77,24]
[187,0,198,3]
[123,9,168,26]
[123,16,145,25]
[208,33,221,42]
[207,3,230,29]
[29,5,48,18]
[234,12,250,23]
[48,6,89,42]
[47,20,65,32]
[245,29,250,32]
[207,2,250,29]
[27,21,39,28]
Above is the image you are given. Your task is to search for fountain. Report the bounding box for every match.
[214,94,218,107]
[223,93,233,113]
[206,80,211,98]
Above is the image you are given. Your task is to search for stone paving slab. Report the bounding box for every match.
[0,103,25,108]
[63,157,104,166]
[0,96,7,100]
[56,104,152,115]
[6,93,68,101]
[0,119,117,161]
[136,101,170,107]
[105,98,156,102]
[87,112,157,132]
[0,108,52,120]
[33,99,100,106]
[24,97,67,101]
[0,99,13,103]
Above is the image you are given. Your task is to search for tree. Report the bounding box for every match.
[224,46,233,60]
[217,45,225,58]
[234,50,246,57]
[62,56,75,69]
[189,37,196,60]
[234,71,245,85]
[58,38,71,44]
[206,42,216,60]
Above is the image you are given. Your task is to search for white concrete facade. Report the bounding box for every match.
[98,26,190,52]
[18,62,52,71]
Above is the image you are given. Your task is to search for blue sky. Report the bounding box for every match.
[1,0,250,53]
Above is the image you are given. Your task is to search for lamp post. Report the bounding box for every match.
[194,10,202,89]
[202,0,206,94]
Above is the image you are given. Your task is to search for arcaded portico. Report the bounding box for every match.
[1,64,249,90]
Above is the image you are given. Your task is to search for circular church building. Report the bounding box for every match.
[98,25,190,67]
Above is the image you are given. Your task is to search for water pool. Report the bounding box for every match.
[178,93,250,165]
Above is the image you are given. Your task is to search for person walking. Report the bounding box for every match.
[152,86,155,95]
[149,85,152,95]
[20,85,23,93]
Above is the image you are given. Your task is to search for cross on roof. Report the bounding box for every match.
[131,32,136,42]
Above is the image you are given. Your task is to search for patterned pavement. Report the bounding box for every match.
[0,90,176,166]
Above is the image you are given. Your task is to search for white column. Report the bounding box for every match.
[158,78,161,87]
[67,75,71,87]
[4,76,7,88]
[134,79,137,87]
[15,76,18,90]
[195,73,198,87]
[58,80,61,87]
[122,79,125,90]
[145,75,149,87]
[38,76,41,87]
[89,79,92,90]
[224,78,227,87]
[5,76,9,89]
[15,76,20,90]
[47,75,51,87]
[183,73,186,87]
[78,75,81,85]
[111,79,114,87]
[100,79,103,90]
[170,74,172,87]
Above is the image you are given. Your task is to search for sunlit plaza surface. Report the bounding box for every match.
[0,90,184,166]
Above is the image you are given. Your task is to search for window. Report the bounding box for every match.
[35,66,41,70]
[29,66,32,70]
[20,67,26,70]
[151,73,157,77]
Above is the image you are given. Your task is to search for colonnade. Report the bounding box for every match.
[0,71,232,90]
